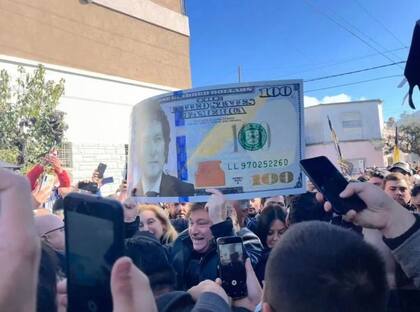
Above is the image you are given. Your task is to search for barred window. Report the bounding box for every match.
[57,142,73,169]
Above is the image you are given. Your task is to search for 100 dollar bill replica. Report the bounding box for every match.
[128,80,305,203]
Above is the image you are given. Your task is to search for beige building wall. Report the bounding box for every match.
[151,0,184,13]
[0,0,191,89]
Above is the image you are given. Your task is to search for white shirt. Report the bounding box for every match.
[141,174,162,195]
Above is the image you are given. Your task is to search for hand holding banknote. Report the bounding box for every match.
[205,188,228,225]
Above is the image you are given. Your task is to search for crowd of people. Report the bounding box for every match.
[0,154,419,312]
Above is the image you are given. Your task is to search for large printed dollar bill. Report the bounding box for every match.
[128,80,305,202]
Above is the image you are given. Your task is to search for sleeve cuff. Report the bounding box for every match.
[195,292,230,311]
[210,218,234,239]
[383,214,420,250]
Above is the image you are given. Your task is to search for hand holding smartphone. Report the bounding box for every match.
[299,156,366,215]
[217,236,247,299]
[38,174,55,193]
[97,163,107,179]
[64,193,124,312]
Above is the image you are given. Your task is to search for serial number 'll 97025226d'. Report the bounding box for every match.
[240,159,288,170]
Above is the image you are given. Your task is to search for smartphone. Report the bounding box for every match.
[64,193,125,312]
[77,181,99,194]
[299,156,366,215]
[101,177,114,185]
[97,163,107,179]
[123,163,128,181]
[217,236,247,299]
[38,174,55,192]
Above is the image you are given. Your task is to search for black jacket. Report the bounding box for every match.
[134,173,195,197]
[170,219,263,290]
[255,247,271,285]
[156,291,251,312]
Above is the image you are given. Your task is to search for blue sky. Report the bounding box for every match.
[185,0,420,120]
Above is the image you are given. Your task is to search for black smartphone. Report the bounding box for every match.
[299,156,366,214]
[97,163,107,179]
[77,181,99,194]
[123,163,128,181]
[217,236,247,299]
[64,193,125,312]
[102,177,114,185]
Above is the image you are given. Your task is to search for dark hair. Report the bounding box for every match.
[287,192,332,225]
[186,202,206,218]
[264,221,388,312]
[260,197,267,207]
[383,172,411,188]
[37,242,59,312]
[368,169,387,179]
[255,203,287,248]
[138,104,171,162]
[357,175,369,182]
[125,232,176,295]
[412,184,420,197]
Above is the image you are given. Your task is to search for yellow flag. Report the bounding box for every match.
[393,145,401,163]
[393,126,401,163]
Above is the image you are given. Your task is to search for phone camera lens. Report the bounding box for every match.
[87,300,98,312]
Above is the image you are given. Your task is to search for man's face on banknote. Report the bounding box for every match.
[138,121,166,182]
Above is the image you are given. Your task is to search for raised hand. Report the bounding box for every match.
[317,182,416,238]
[0,169,41,312]
[232,258,262,311]
[188,279,230,305]
[205,188,228,225]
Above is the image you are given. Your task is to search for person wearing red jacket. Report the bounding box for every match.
[27,153,71,191]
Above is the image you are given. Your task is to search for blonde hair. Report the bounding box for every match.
[138,204,178,244]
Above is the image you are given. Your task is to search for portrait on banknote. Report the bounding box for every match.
[129,102,195,197]
[128,80,305,202]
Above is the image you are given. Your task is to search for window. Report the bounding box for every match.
[57,142,73,169]
[342,120,362,128]
[341,112,362,139]
[348,158,365,175]
[342,112,362,128]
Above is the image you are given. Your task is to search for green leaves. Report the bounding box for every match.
[398,124,420,156]
[0,65,66,172]
[383,114,420,157]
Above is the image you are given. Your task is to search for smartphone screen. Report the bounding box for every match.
[217,237,247,299]
[300,156,366,214]
[97,163,107,179]
[101,177,114,185]
[65,194,124,312]
[38,174,55,192]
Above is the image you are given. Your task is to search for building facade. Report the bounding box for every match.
[0,0,191,193]
[305,100,385,174]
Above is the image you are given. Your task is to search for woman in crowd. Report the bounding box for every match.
[254,202,287,283]
[138,204,178,245]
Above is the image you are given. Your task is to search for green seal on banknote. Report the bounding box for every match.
[238,123,267,151]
